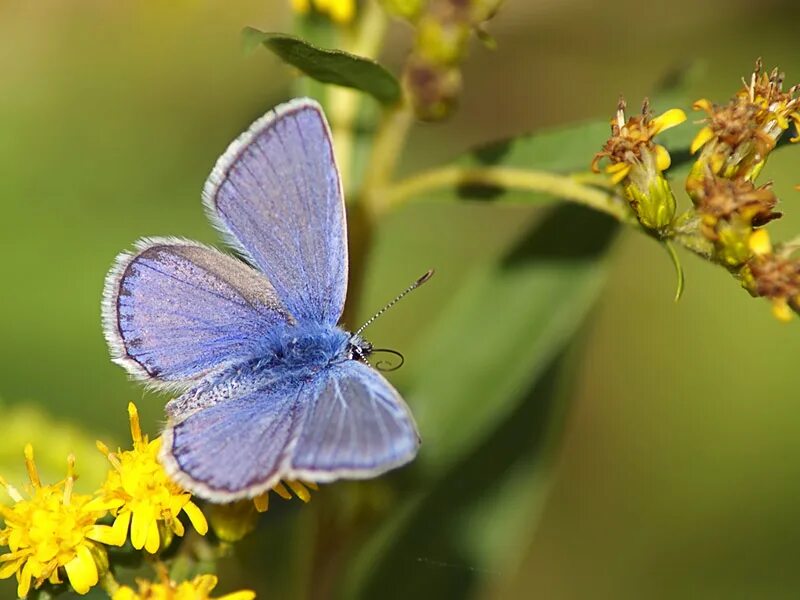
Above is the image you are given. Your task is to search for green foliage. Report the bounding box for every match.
[336,115,624,596]
[242,28,401,105]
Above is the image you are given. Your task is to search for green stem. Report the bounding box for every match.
[327,0,389,192]
[386,164,640,225]
[663,239,685,302]
[360,102,415,217]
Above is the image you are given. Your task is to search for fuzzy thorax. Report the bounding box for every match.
[262,322,354,373]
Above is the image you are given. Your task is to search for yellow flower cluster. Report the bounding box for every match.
[592,59,800,320]
[0,447,110,597]
[0,403,319,597]
[290,0,356,24]
[685,60,800,320]
[113,573,254,600]
[91,403,208,554]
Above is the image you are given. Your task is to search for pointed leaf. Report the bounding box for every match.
[243,28,401,105]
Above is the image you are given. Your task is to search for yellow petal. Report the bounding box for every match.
[219,591,257,600]
[17,560,32,598]
[272,482,292,500]
[171,515,185,537]
[291,0,310,13]
[286,481,312,503]
[182,501,208,536]
[654,145,671,171]
[130,506,154,550]
[128,403,143,446]
[772,298,793,322]
[651,108,687,134]
[194,574,218,594]
[112,588,137,600]
[64,545,98,595]
[606,163,631,185]
[144,519,160,554]
[690,126,715,154]
[83,496,124,513]
[0,557,22,579]
[253,493,269,513]
[748,229,772,256]
[692,98,713,113]
[87,524,123,547]
[329,0,355,23]
[790,113,800,142]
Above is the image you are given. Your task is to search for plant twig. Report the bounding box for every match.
[327,0,388,192]
[386,164,640,225]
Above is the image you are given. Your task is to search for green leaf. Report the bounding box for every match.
[242,28,402,105]
[342,204,617,597]
[332,114,637,597]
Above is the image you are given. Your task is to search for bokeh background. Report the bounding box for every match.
[2,0,800,598]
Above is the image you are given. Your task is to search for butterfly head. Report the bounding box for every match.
[346,334,373,362]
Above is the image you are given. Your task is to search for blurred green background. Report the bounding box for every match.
[2,0,800,598]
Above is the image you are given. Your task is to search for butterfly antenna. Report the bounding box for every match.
[354,269,434,337]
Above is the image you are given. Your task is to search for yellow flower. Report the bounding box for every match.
[91,403,207,554]
[0,446,110,597]
[291,0,356,24]
[113,572,254,600]
[591,98,686,231]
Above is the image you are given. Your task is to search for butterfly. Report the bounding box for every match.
[102,98,425,501]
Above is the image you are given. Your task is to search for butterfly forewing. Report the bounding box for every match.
[203,99,348,326]
[102,238,291,387]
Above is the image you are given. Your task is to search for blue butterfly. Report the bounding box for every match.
[102,98,425,501]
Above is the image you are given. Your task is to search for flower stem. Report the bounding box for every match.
[360,102,415,217]
[327,0,389,192]
[386,164,640,225]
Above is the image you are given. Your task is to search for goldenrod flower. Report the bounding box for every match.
[0,446,110,597]
[742,229,800,321]
[688,59,799,197]
[91,403,207,554]
[113,572,254,600]
[694,176,781,267]
[592,98,686,231]
[291,0,356,24]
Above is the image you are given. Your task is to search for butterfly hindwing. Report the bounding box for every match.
[203,98,348,326]
[161,369,308,501]
[102,238,291,388]
[289,360,421,481]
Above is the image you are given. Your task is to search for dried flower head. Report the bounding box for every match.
[592,98,686,231]
[688,59,799,196]
[742,230,800,321]
[0,446,111,597]
[694,176,781,267]
[91,403,207,554]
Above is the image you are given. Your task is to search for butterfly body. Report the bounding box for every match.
[103,98,421,502]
